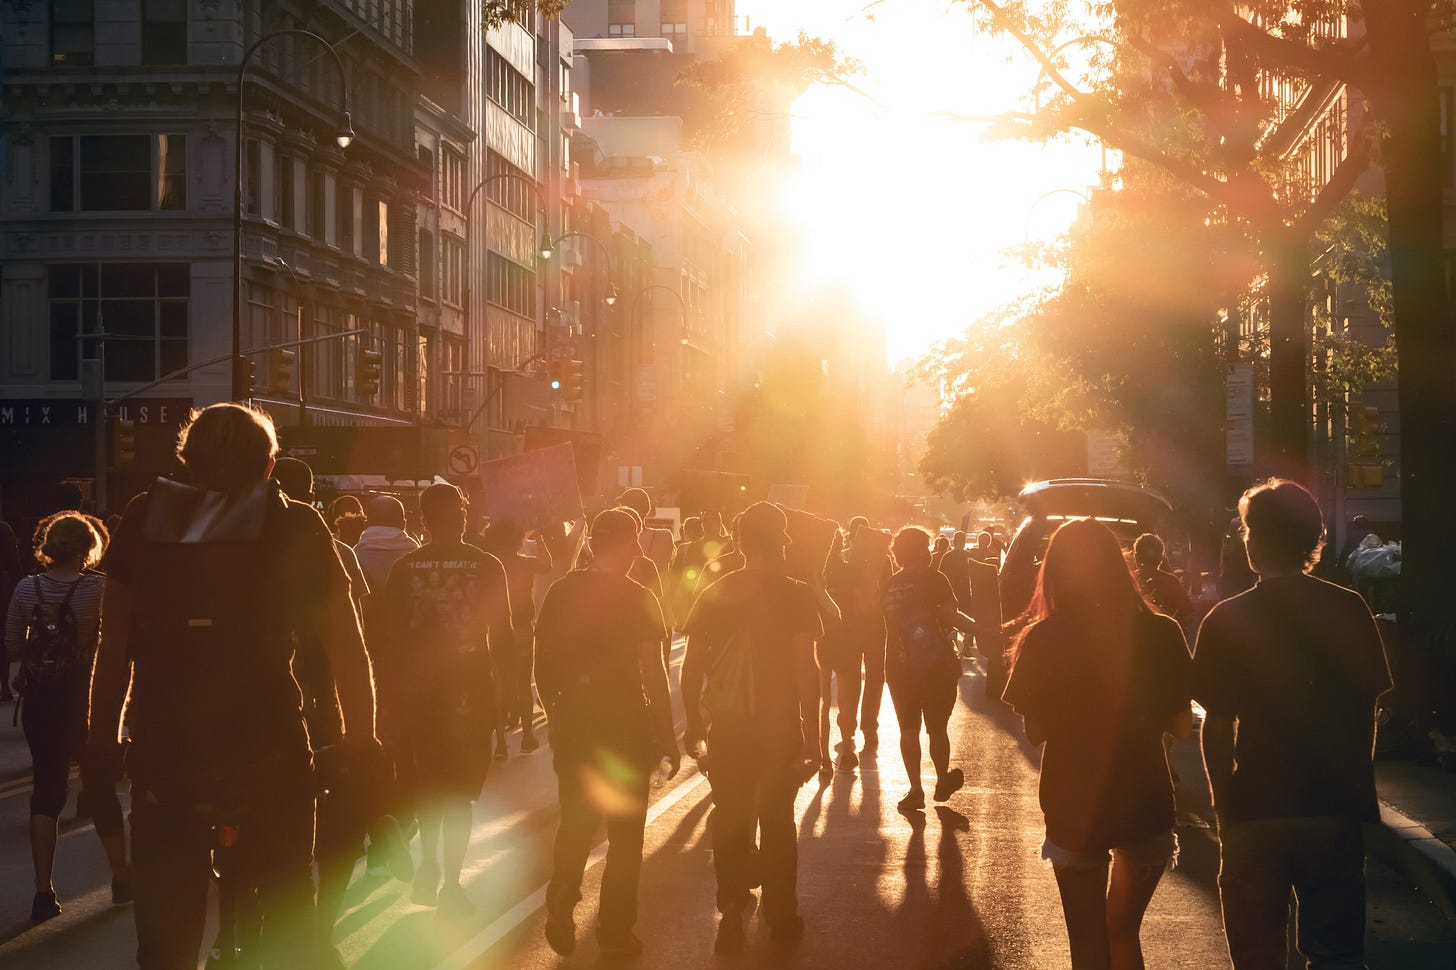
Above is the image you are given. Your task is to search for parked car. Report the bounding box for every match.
[999,478,1175,621]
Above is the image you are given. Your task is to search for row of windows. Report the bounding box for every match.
[486,253,535,318]
[486,48,536,128]
[49,135,185,213]
[51,0,185,67]
[48,263,189,383]
[486,151,537,222]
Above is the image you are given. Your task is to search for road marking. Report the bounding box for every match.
[434,769,709,970]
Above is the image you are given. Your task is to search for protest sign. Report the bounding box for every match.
[475,443,582,527]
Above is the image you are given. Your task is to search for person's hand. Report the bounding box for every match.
[685,730,705,758]
[83,739,128,787]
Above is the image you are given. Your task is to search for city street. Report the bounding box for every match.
[0,644,1451,969]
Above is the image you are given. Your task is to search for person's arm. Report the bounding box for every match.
[1200,713,1236,818]
[793,631,821,764]
[4,582,31,662]
[681,634,709,750]
[313,582,377,742]
[89,579,133,746]
[640,637,680,777]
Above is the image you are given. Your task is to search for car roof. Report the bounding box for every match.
[1016,478,1172,522]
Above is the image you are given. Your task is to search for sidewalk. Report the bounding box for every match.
[1371,757,1456,918]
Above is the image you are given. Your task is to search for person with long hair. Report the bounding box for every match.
[1001,518,1193,970]
[4,511,129,921]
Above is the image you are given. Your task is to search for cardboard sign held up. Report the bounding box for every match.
[785,508,840,584]
[768,484,811,511]
[475,443,583,529]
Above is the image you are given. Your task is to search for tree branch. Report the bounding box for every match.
[1289,133,1373,241]
[1205,2,1370,90]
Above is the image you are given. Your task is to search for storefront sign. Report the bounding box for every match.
[0,398,192,427]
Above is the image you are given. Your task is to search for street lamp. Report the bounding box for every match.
[233,29,352,401]
[1023,187,1092,243]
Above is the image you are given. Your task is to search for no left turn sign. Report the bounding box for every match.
[448,444,479,475]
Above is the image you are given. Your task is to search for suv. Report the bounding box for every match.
[999,479,1174,620]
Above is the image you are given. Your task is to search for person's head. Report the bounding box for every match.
[702,510,726,537]
[618,505,645,535]
[364,494,408,530]
[738,501,790,563]
[1240,478,1325,575]
[618,487,653,520]
[1132,532,1166,572]
[952,530,967,551]
[1029,518,1144,623]
[334,512,367,546]
[33,511,108,571]
[329,495,364,523]
[976,530,993,550]
[848,515,869,536]
[932,535,950,555]
[176,403,279,492]
[270,457,315,505]
[589,507,641,571]
[892,526,933,570]
[682,516,703,543]
[485,519,525,555]
[419,483,468,541]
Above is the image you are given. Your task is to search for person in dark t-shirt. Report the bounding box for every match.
[535,508,678,958]
[682,502,823,954]
[375,483,511,919]
[1002,518,1192,970]
[1193,479,1390,970]
[884,527,980,813]
[476,519,553,759]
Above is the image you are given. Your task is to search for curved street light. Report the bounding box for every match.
[232,29,353,400]
[464,173,555,268]
[1023,187,1092,243]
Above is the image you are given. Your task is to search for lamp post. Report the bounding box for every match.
[1023,187,1092,243]
[233,29,353,401]
[548,230,621,429]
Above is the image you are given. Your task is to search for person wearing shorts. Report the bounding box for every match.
[1002,518,1193,970]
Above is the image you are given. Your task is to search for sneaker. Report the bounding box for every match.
[111,878,133,905]
[31,889,61,922]
[769,914,805,943]
[861,733,878,756]
[819,759,834,779]
[372,816,415,883]
[897,789,925,813]
[436,883,474,919]
[410,864,440,907]
[544,913,576,955]
[933,768,965,803]
[836,749,859,770]
[713,914,744,955]
[494,735,509,761]
[521,731,540,754]
[597,930,644,958]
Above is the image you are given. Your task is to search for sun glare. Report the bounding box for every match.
[743,0,1107,366]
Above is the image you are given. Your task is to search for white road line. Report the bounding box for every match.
[434,769,710,970]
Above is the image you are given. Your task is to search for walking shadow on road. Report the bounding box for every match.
[896,804,995,969]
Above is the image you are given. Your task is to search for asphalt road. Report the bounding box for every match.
[0,643,1451,969]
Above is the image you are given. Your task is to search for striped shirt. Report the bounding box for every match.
[4,572,106,662]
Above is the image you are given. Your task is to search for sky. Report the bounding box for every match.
[736,0,1107,367]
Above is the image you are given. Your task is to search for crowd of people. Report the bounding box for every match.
[0,401,1391,970]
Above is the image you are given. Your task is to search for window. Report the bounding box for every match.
[418,145,435,200]
[52,0,95,66]
[486,252,534,317]
[142,0,187,65]
[340,185,359,255]
[442,150,465,212]
[443,235,465,306]
[48,263,189,382]
[486,48,536,128]
[280,158,296,231]
[376,201,390,265]
[486,151,536,223]
[50,134,186,212]
[245,139,262,216]
[608,23,636,36]
[662,22,687,38]
[419,230,435,299]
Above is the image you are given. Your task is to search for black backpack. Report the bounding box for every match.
[16,576,85,693]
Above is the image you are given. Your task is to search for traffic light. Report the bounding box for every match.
[562,359,584,402]
[234,355,257,398]
[112,418,137,469]
[357,349,383,398]
[1347,405,1381,457]
[267,348,297,397]
[547,357,566,392]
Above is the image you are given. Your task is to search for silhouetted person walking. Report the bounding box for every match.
[1194,479,1390,970]
[1003,518,1193,970]
[535,508,678,957]
[682,502,822,953]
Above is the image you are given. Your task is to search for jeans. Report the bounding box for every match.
[21,676,124,836]
[1218,816,1368,970]
[130,787,320,970]
[847,627,886,744]
[707,724,801,927]
[547,752,650,937]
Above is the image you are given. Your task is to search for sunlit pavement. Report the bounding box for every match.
[0,641,1452,968]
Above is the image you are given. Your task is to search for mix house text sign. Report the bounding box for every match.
[0,399,193,427]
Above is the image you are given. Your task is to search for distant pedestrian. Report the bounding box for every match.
[667,516,707,628]
[334,511,367,547]
[618,488,675,576]
[1132,533,1189,624]
[0,519,23,702]
[884,527,978,813]
[5,511,129,921]
[354,495,421,596]
[374,483,511,917]
[931,534,951,571]
[841,519,892,758]
[535,508,679,958]
[972,530,1004,565]
[819,531,862,771]
[965,550,1007,695]
[328,495,365,537]
[682,502,822,953]
[1002,518,1193,970]
[1193,479,1391,970]
[1217,516,1255,600]
[477,519,554,757]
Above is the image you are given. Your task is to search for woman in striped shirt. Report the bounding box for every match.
[4,511,129,922]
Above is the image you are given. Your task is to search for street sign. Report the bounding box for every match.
[447,444,480,476]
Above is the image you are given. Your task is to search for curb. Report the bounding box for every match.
[1370,802,1456,920]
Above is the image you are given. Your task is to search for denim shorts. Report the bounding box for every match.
[1042,829,1179,872]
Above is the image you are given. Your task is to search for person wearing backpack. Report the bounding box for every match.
[681,501,823,954]
[4,510,129,922]
[883,527,980,814]
[89,403,380,970]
